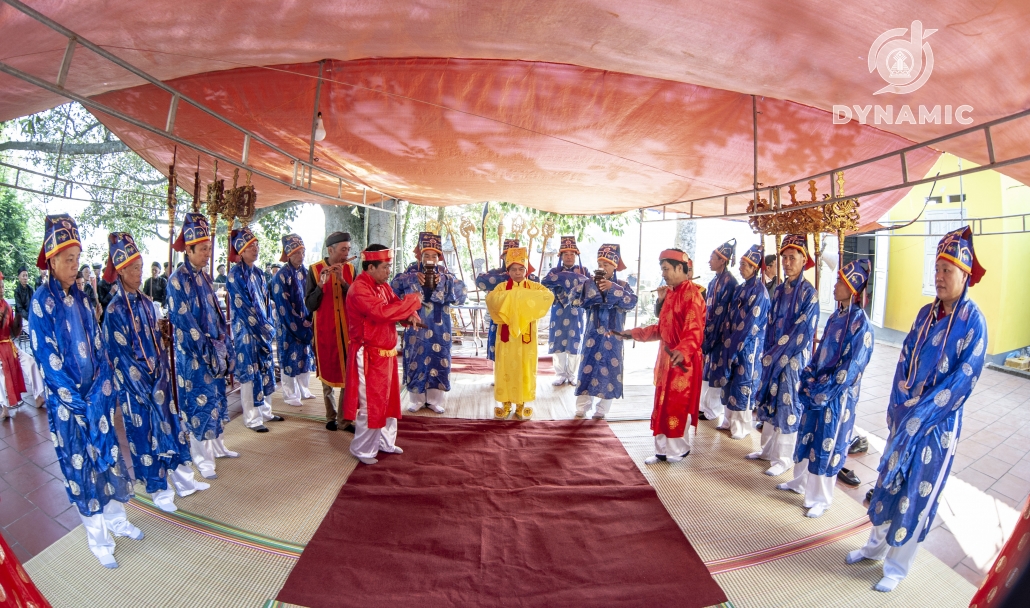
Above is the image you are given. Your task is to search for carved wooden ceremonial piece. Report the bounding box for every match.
[459,217,481,302]
[164,147,180,410]
[748,171,861,271]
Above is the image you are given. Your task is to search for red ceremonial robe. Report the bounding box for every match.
[343,273,422,429]
[311,259,355,388]
[0,300,27,406]
[630,280,706,438]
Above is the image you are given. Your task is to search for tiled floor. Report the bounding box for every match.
[2,341,1027,591]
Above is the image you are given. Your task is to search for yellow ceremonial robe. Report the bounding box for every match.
[486,279,554,404]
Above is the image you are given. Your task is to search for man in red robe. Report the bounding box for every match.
[0,271,28,416]
[619,249,706,463]
[305,231,357,431]
[343,245,422,465]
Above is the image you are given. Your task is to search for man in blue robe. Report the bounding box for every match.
[847,227,987,593]
[720,245,769,440]
[700,239,739,428]
[541,236,589,386]
[475,239,531,362]
[571,244,637,419]
[392,232,468,413]
[168,213,237,479]
[777,259,874,518]
[30,214,141,568]
[101,232,209,513]
[271,234,316,407]
[749,234,820,476]
[228,227,285,432]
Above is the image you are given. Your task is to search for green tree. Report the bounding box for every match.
[3,103,300,256]
[0,165,42,279]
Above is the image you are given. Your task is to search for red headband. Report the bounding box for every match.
[362,249,393,262]
[659,249,690,264]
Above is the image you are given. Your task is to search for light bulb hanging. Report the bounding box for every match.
[314,112,327,142]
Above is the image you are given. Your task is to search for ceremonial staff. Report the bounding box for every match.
[442,218,466,287]
[162,147,180,410]
[537,218,556,276]
[495,213,505,264]
[480,202,490,271]
[459,217,481,303]
[525,220,539,265]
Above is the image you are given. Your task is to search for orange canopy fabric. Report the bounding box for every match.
[2,0,1028,218]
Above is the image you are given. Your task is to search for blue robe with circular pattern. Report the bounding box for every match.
[541,265,589,355]
[392,262,468,394]
[29,278,133,516]
[720,274,770,411]
[229,261,276,406]
[271,263,315,378]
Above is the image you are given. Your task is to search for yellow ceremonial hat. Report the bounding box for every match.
[505,247,529,269]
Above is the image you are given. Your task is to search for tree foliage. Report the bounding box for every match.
[4,102,300,258]
[0,165,42,279]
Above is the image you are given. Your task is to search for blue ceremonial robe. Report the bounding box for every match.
[392,262,468,394]
[757,275,819,433]
[868,293,987,546]
[571,275,638,400]
[29,278,133,516]
[271,263,314,378]
[541,265,589,355]
[167,262,234,441]
[720,274,770,411]
[795,304,874,476]
[229,262,276,406]
[103,282,192,493]
[703,270,738,383]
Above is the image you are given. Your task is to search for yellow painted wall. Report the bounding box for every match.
[884,155,1030,355]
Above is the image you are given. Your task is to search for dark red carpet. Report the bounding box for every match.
[276,418,727,608]
[448,355,555,375]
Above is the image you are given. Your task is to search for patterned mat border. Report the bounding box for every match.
[129,495,304,559]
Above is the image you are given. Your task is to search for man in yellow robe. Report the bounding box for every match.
[486,247,554,420]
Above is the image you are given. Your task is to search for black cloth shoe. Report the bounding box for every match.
[269,415,285,422]
[325,420,338,431]
[865,488,874,503]
[343,423,356,434]
[698,412,710,421]
[848,436,868,454]
[756,421,764,430]
[838,468,861,487]
[252,425,269,433]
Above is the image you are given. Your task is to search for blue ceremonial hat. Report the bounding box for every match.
[416,232,443,256]
[597,243,627,272]
[779,234,815,270]
[172,212,211,252]
[279,233,305,262]
[714,238,737,264]
[937,226,986,287]
[559,235,579,254]
[838,259,871,295]
[103,232,142,282]
[229,226,258,263]
[741,244,765,271]
[37,213,81,270]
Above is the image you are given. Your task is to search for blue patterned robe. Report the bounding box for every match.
[720,274,770,411]
[869,293,987,546]
[29,278,133,516]
[541,265,589,355]
[795,305,874,477]
[392,262,468,393]
[229,262,276,405]
[757,276,819,433]
[703,270,738,383]
[167,262,234,441]
[570,275,638,399]
[476,269,538,361]
[271,263,314,378]
[103,282,192,493]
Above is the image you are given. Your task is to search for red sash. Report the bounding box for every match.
[311,259,355,387]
